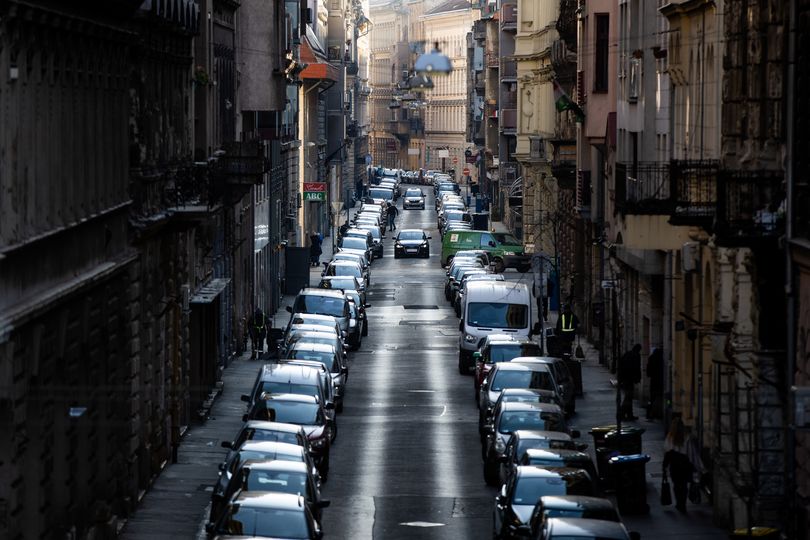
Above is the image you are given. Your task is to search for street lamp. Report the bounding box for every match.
[414,42,453,75]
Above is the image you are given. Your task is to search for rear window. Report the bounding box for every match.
[292,295,347,318]
[491,369,554,392]
[489,343,543,363]
[287,350,337,371]
[369,188,393,199]
[341,237,368,251]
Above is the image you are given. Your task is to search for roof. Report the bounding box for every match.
[493,362,551,373]
[539,495,616,511]
[501,388,558,398]
[260,363,322,380]
[257,392,319,405]
[287,342,336,353]
[512,430,573,441]
[232,491,307,510]
[245,420,307,434]
[298,288,346,299]
[546,517,630,538]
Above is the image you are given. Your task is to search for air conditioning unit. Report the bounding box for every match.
[681,242,699,273]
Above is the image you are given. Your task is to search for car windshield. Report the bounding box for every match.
[328,265,361,278]
[222,507,310,538]
[512,477,567,504]
[468,302,528,329]
[405,189,423,197]
[253,398,320,424]
[258,381,320,400]
[244,429,300,446]
[445,211,468,221]
[499,411,567,434]
[544,506,620,522]
[293,295,346,317]
[491,369,554,392]
[369,188,393,199]
[516,439,576,458]
[321,278,359,291]
[493,233,521,245]
[245,470,309,496]
[490,344,543,363]
[287,350,337,371]
[341,237,368,251]
[288,335,336,350]
[398,231,425,241]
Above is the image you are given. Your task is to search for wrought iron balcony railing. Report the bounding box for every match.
[614,162,672,214]
[715,169,785,245]
[669,160,720,224]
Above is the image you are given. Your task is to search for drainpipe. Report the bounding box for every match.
[785,0,797,534]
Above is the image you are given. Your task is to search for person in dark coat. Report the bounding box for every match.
[248,308,268,359]
[663,415,703,513]
[646,347,664,419]
[618,343,642,420]
[309,231,322,267]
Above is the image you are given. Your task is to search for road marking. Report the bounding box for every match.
[439,405,447,417]
[408,389,435,393]
[399,522,446,528]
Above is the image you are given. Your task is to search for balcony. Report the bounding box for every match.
[500,3,517,31]
[501,91,517,109]
[500,108,517,132]
[486,51,500,68]
[715,170,785,246]
[217,141,268,186]
[614,162,672,215]
[389,119,411,138]
[501,60,517,80]
[669,160,719,225]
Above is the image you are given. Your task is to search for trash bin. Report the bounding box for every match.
[608,453,650,515]
[564,356,583,396]
[729,527,780,539]
[590,426,645,484]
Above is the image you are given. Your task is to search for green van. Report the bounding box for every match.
[441,229,530,272]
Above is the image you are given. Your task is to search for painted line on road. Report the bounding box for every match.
[439,404,447,417]
[399,522,446,528]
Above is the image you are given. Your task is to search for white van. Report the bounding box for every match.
[458,281,534,372]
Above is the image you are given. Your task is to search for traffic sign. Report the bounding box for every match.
[462,167,470,176]
[452,156,459,164]
[303,191,326,201]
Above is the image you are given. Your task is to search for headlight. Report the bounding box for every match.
[464,334,477,343]
[495,438,506,453]
[311,437,328,448]
[395,243,402,248]
[502,251,515,256]
[421,242,428,247]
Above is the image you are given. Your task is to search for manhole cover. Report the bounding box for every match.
[403,305,439,309]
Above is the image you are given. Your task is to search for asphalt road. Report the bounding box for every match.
[321,189,498,539]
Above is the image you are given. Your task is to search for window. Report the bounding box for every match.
[594,14,609,92]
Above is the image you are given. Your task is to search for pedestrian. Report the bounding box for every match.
[309,231,322,267]
[248,308,268,359]
[555,304,579,349]
[387,202,398,230]
[646,347,664,419]
[663,415,703,513]
[618,343,642,420]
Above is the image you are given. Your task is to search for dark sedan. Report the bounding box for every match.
[392,229,431,259]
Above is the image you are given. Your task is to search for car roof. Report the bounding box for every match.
[288,342,336,353]
[257,392,319,404]
[328,260,362,267]
[287,330,340,339]
[500,402,563,414]
[288,324,338,335]
[232,491,307,511]
[260,363,322,379]
[466,281,529,294]
[512,355,565,364]
[523,448,590,460]
[512,430,574,441]
[243,460,309,474]
[545,517,629,538]
[244,421,306,434]
[538,495,617,512]
[239,440,306,455]
[493,362,551,373]
[516,465,590,479]
[500,388,558,398]
[290,313,338,324]
[297,289,346,299]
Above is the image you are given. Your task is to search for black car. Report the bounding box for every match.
[207,492,323,539]
[392,229,431,258]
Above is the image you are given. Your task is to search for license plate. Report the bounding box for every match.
[406,249,417,253]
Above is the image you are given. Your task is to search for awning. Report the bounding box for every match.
[190,278,230,304]
[300,37,340,82]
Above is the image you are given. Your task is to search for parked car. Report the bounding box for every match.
[498,430,585,487]
[283,342,348,412]
[523,495,620,538]
[392,229,431,259]
[318,275,366,306]
[242,363,336,427]
[532,517,639,540]
[356,223,384,258]
[492,466,595,539]
[516,448,598,492]
[322,260,367,289]
[233,460,330,522]
[286,289,350,339]
[441,229,530,272]
[207,492,323,539]
[482,402,569,484]
[473,337,544,396]
[478,363,559,436]
[512,357,577,415]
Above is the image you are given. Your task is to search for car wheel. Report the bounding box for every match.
[423,250,430,258]
[483,458,500,486]
[493,258,505,273]
[330,423,338,442]
[361,320,369,336]
[394,252,400,259]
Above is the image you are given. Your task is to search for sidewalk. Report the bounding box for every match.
[561,319,727,538]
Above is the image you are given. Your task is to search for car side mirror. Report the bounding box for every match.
[364,303,372,308]
[220,441,232,449]
[571,429,581,439]
[240,394,250,403]
[285,306,293,313]
[459,319,464,331]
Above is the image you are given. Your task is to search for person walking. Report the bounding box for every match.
[386,202,398,230]
[663,415,703,513]
[646,347,664,419]
[309,231,322,267]
[618,343,642,420]
[555,304,579,350]
[248,308,268,359]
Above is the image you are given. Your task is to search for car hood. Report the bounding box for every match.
[405,196,423,201]
[303,424,326,439]
[512,504,534,524]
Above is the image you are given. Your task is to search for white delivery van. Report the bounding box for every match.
[458,281,534,372]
